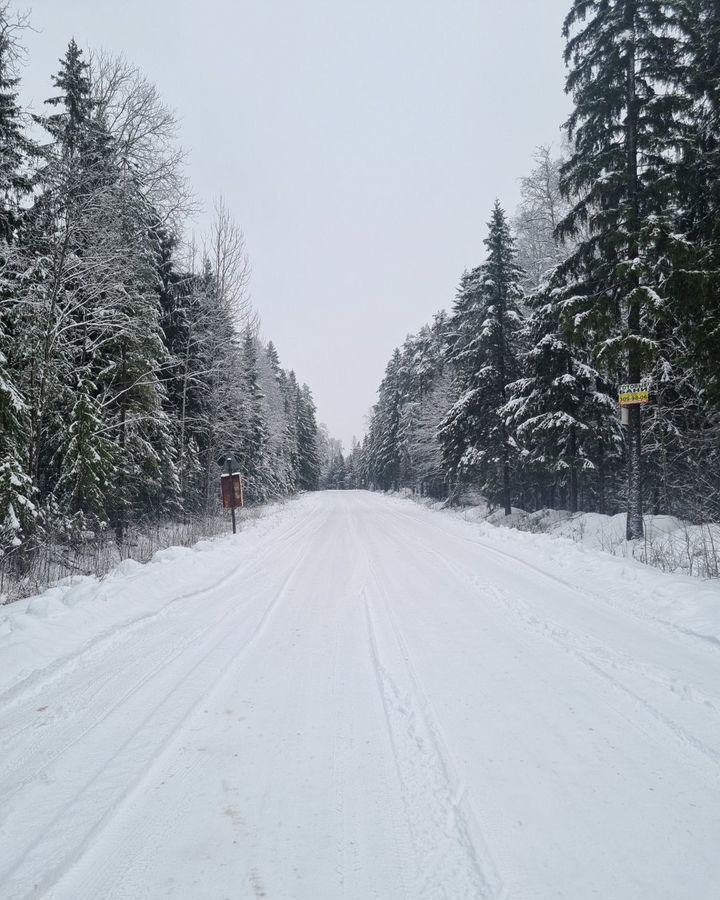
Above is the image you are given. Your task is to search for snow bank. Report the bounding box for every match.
[0,501,291,698]
[391,486,720,580]
[394,494,720,644]
[491,508,720,579]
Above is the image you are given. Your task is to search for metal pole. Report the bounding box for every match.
[227,457,236,535]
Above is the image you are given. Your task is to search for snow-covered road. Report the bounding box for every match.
[1,491,719,899]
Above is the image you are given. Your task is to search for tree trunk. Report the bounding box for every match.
[569,424,578,514]
[115,344,128,545]
[624,1,644,541]
[503,455,511,516]
[626,402,644,539]
[178,337,191,508]
[32,218,72,487]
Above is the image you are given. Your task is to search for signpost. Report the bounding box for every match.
[218,454,244,534]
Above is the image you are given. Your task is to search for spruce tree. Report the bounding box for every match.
[370,349,403,491]
[0,13,37,551]
[559,0,688,538]
[258,341,296,495]
[503,280,621,513]
[296,383,320,491]
[240,331,273,501]
[283,370,301,490]
[40,39,93,162]
[0,25,328,581]
[440,202,524,513]
[674,0,720,402]
[54,376,115,529]
[20,39,99,492]
[0,19,33,243]
[0,333,36,551]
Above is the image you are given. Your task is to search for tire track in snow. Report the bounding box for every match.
[389,501,720,653]
[60,500,376,900]
[419,523,720,722]
[0,508,325,900]
[0,620,207,813]
[0,501,315,716]
[341,507,413,900]
[486,584,720,776]
[383,513,720,778]
[0,509,322,820]
[362,562,505,900]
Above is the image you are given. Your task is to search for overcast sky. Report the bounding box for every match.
[23,0,572,447]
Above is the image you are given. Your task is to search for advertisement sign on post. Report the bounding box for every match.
[618,383,650,407]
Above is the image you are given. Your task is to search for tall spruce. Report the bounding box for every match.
[674,0,720,402]
[0,333,36,549]
[296,383,320,491]
[368,349,403,491]
[558,0,688,539]
[503,280,622,513]
[440,202,524,514]
[0,15,32,243]
[0,8,37,551]
[240,331,273,501]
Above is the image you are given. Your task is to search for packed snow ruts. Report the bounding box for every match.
[1,491,719,899]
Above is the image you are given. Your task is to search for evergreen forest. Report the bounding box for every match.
[359,0,720,540]
[0,9,321,589]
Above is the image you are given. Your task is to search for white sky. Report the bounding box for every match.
[22,0,572,448]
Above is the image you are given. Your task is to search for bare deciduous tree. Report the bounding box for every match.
[90,50,195,228]
[513,145,570,293]
[207,195,256,332]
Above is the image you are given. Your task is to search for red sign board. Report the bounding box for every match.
[221,473,244,509]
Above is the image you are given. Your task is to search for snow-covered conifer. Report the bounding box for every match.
[558,0,689,538]
[440,202,524,513]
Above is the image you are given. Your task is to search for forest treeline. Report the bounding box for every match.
[356,0,720,538]
[0,6,321,567]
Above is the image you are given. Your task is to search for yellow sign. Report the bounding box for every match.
[619,389,650,407]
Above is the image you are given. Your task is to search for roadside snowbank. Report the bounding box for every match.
[0,502,292,697]
[498,508,720,579]
[393,488,720,580]
[392,492,720,644]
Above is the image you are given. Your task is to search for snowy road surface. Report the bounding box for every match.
[1,491,720,900]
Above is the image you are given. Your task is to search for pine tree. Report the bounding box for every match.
[440,202,524,513]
